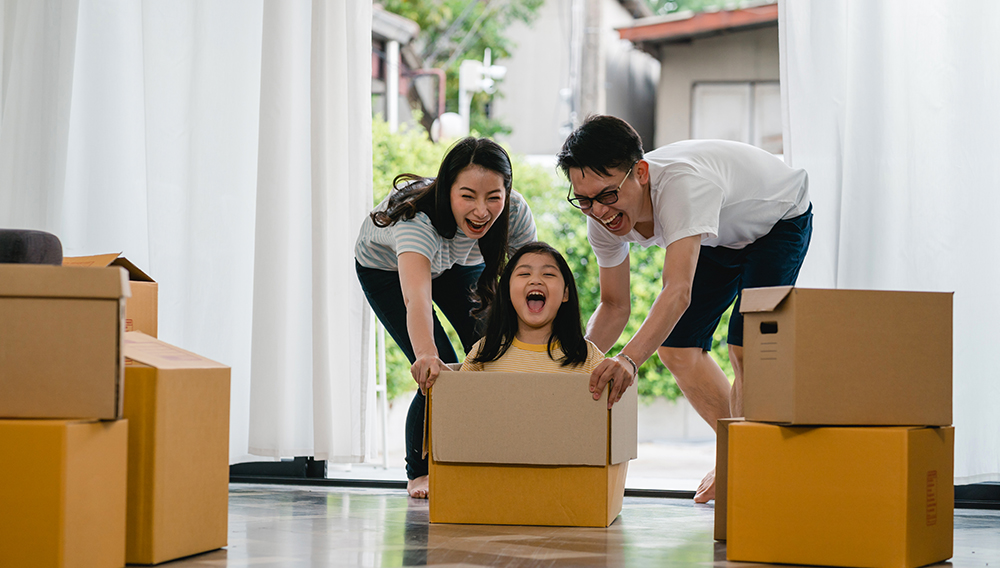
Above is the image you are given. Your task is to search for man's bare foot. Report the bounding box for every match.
[407,475,429,499]
[694,468,716,503]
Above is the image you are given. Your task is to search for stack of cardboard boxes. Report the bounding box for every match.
[717,286,954,568]
[0,257,230,567]
[428,371,638,527]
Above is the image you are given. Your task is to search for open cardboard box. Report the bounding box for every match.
[0,263,129,419]
[428,371,637,527]
[726,421,954,568]
[0,418,128,568]
[713,417,743,541]
[122,331,231,565]
[64,253,158,337]
[741,286,953,426]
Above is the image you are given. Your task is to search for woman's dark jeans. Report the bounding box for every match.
[355,261,484,480]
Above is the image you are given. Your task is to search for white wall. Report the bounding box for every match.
[655,26,779,147]
[491,0,576,155]
[493,0,659,155]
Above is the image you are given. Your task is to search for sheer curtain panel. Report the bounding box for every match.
[0,0,375,464]
[779,0,1000,483]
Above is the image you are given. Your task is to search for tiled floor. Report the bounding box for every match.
[158,484,999,567]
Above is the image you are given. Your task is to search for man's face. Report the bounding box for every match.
[568,164,640,237]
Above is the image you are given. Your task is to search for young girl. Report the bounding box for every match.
[462,241,604,374]
[355,137,536,498]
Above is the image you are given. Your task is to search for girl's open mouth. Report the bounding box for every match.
[526,291,546,313]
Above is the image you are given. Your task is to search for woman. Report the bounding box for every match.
[355,137,536,498]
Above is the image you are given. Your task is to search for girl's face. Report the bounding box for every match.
[509,252,569,338]
[450,165,506,239]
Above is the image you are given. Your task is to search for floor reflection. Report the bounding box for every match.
[155,484,1000,567]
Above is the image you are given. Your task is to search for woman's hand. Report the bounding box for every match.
[589,355,636,410]
[411,354,449,395]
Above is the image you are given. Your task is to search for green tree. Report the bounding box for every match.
[380,0,543,137]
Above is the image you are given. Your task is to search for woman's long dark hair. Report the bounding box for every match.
[472,242,589,367]
[371,137,513,316]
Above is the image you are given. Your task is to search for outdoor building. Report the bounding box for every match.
[491,0,660,155]
[619,1,781,151]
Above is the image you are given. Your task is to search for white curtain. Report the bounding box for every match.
[780,0,1000,483]
[0,0,375,464]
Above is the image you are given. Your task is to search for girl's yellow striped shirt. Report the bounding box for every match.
[460,337,605,374]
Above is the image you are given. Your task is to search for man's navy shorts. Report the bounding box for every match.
[662,204,813,350]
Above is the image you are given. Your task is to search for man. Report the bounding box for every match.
[558,115,812,502]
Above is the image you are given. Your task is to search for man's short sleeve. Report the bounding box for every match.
[653,171,722,247]
[586,216,630,268]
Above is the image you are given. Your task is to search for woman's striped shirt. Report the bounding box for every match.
[354,190,536,277]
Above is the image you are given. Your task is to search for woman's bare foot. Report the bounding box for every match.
[694,468,716,503]
[407,475,429,499]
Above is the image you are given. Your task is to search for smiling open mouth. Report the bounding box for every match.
[526,291,546,313]
[601,212,623,229]
[467,218,488,232]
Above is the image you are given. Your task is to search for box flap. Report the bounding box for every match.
[431,372,609,466]
[124,331,228,370]
[64,253,154,282]
[62,252,123,268]
[610,382,638,464]
[739,285,793,313]
[0,264,130,299]
[110,257,154,282]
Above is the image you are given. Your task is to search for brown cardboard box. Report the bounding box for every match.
[713,417,743,541]
[0,418,128,568]
[0,264,129,419]
[727,421,954,568]
[64,253,158,337]
[123,331,231,564]
[428,371,637,527]
[741,286,952,425]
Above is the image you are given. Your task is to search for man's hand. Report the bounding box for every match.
[589,355,636,409]
[411,355,448,395]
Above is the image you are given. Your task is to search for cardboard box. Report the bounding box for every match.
[64,253,158,337]
[123,331,231,564]
[741,286,952,425]
[0,418,128,568]
[713,417,743,541]
[727,421,954,568]
[428,371,637,527]
[0,264,129,419]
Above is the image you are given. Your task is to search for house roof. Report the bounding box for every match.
[617,1,777,49]
[372,5,420,44]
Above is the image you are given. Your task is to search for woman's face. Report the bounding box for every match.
[509,252,569,336]
[450,165,506,239]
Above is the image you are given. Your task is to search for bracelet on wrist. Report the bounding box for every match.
[617,353,638,378]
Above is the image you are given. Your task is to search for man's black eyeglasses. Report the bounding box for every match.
[567,162,637,210]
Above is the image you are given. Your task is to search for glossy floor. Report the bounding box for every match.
[163,484,1000,567]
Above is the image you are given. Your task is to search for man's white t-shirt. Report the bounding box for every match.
[588,139,810,268]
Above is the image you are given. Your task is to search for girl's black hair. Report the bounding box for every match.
[472,241,589,367]
[371,137,513,316]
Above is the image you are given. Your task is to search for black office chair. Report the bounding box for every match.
[0,229,63,265]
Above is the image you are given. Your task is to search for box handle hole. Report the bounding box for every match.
[760,321,779,334]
